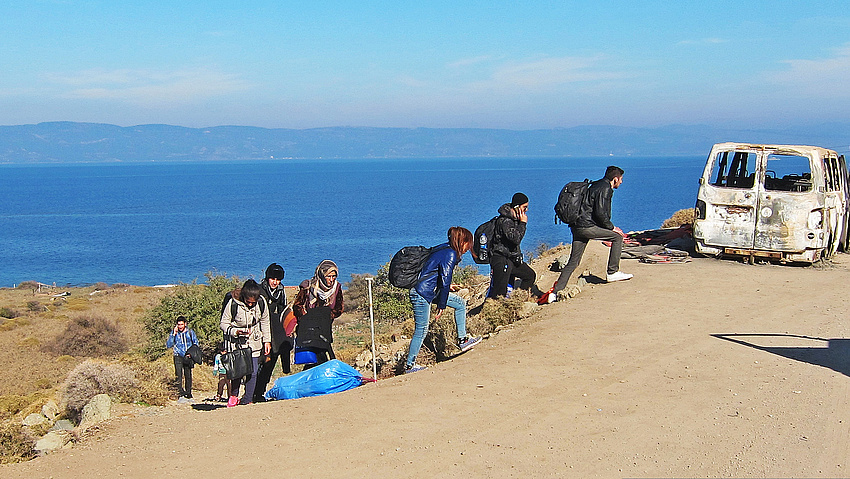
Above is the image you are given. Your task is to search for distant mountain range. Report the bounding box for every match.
[0,121,847,163]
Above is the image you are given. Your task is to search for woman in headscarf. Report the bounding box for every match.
[292,260,343,369]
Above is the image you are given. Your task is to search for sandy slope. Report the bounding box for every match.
[4,252,850,478]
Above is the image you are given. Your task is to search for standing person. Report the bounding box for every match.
[210,341,230,402]
[220,279,271,407]
[292,260,343,369]
[551,166,632,300]
[165,316,199,399]
[253,263,291,402]
[405,226,483,374]
[488,192,541,299]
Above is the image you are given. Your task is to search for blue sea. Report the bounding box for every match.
[0,157,705,287]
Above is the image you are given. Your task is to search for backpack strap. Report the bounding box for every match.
[414,244,451,288]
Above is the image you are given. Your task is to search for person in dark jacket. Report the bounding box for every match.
[405,226,482,374]
[550,166,632,300]
[292,260,343,370]
[488,192,541,299]
[253,263,290,402]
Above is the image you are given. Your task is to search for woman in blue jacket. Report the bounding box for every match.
[406,226,482,373]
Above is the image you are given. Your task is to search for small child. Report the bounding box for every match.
[213,342,230,402]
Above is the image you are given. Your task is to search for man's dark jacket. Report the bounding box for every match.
[574,178,615,230]
[260,280,290,352]
[492,203,526,265]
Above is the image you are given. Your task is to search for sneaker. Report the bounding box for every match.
[606,271,634,283]
[458,335,482,352]
[404,364,427,374]
[226,396,239,408]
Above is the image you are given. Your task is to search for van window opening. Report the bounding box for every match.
[764,154,812,192]
[710,150,756,188]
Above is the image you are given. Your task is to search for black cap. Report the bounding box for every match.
[265,263,285,280]
[511,192,529,207]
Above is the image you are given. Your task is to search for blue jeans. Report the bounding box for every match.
[406,289,467,367]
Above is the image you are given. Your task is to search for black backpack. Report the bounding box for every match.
[554,179,590,225]
[220,291,266,322]
[472,216,499,264]
[388,245,436,289]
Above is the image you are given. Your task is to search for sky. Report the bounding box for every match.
[1,1,849,130]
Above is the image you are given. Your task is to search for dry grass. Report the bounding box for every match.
[43,315,128,357]
[0,285,169,403]
[0,284,193,463]
[62,360,140,417]
[661,208,696,228]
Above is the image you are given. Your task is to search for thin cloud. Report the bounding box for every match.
[447,55,493,69]
[773,44,850,97]
[395,74,429,88]
[677,38,727,45]
[489,55,628,88]
[45,68,252,104]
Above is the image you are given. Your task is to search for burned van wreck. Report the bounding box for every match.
[693,143,848,263]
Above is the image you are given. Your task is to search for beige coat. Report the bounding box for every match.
[220,296,271,358]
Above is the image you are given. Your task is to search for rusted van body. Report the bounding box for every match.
[693,142,848,263]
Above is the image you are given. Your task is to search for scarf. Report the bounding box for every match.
[261,278,284,302]
[309,260,339,307]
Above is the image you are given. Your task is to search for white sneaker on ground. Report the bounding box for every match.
[606,271,634,282]
[404,364,427,374]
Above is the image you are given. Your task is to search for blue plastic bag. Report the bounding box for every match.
[264,359,364,400]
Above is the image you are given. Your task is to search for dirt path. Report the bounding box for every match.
[4,254,850,478]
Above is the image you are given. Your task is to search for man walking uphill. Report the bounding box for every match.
[166,316,199,399]
[551,166,632,300]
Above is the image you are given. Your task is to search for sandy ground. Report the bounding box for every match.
[3,250,850,478]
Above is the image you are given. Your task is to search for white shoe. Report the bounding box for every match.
[606,271,633,282]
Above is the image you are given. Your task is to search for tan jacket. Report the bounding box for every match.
[220,296,271,357]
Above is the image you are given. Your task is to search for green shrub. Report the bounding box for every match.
[61,359,139,418]
[451,264,480,286]
[142,272,241,360]
[15,281,38,291]
[43,315,127,358]
[477,295,526,331]
[26,301,46,313]
[0,307,19,319]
